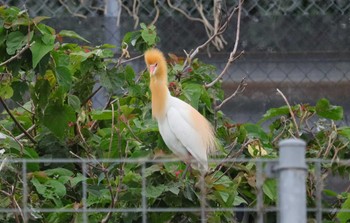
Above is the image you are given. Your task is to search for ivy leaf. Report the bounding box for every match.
[59,30,90,43]
[316,98,343,120]
[30,36,55,68]
[43,103,76,139]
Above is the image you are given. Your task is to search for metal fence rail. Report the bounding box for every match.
[1,139,349,222]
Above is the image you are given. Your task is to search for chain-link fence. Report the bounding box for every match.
[1,0,350,124]
[0,139,349,222]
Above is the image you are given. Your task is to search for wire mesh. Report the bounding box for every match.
[1,157,350,222]
[1,0,349,124]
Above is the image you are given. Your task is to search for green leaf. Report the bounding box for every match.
[55,66,73,90]
[70,174,86,187]
[30,37,55,68]
[42,103,76,139]
[259,106,290,123]
[6,31,26,55]
[31,78,51,110]
[182,83,203,109]
[45,168,74,177]
[68,95,81,112]
[323,189,338,197]
[100,70,125,92]
[90,110,116,120]
[146,185,166,198]
[11,81,28,102]
[166,183,181,195]
[59,30,90,43]
[141,25,157,46]
[0,84,13,99]
[144,164,161,177]
[242,123,269,143]
[31,177,46,195]
[42,32,55,45]
[316,98,343,120]
[337,193,350,223]
[263,179,277,201]
[46,179,66,197]
[24,148,40,171]
[338,127,350,140]
[233,195,248,206]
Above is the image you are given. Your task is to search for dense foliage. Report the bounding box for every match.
[0,6,350,223]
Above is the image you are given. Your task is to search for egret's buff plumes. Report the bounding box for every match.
[145,48,217,172]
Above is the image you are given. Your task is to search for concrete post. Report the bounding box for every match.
[278,139,307,223]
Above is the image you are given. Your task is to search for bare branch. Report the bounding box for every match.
[0,43,33,67]
[15,124,36,140]
[58,0,87,19]
[215,77,246,111]
[150,0,160,26]
[276,88,300,137]
[0,98,36,144]
[132,0,141,29]
[205,50,244,88]
[181,4,238,71]
[205,0,243,88]
[119,53,144,65]
[167,0,205,24]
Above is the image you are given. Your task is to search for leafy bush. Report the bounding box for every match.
[0,6,350,223]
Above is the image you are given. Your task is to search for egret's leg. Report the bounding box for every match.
[181,163,192,180]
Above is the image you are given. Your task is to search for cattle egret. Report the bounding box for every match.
[144,48,217,172]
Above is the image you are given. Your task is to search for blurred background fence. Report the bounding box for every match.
[1,0,350,124]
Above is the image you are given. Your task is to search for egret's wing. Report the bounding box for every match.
[166,98,208,170]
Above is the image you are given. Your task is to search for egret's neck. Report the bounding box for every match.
[150,77,169,119]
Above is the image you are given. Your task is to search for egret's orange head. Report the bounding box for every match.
[144,48,167,79]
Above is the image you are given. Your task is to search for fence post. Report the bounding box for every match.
[277,139,307,223]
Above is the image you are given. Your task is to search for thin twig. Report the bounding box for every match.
[132,0,141,28]
[1,126,24,155]
[15,124,36,141]
[182,4,238,70]
[167,0,205,24]
[215,77,246,111]
[150,0,160,26]
[58,0,87,19]
[205,0,243,88]
[276,88,300,137]
[0,98,36,144]
[81,86,102,107]
[108,100,117,159]
[119,53,144,65]
[0,43,33,67]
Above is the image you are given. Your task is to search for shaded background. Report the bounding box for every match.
[1,0,350,125]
